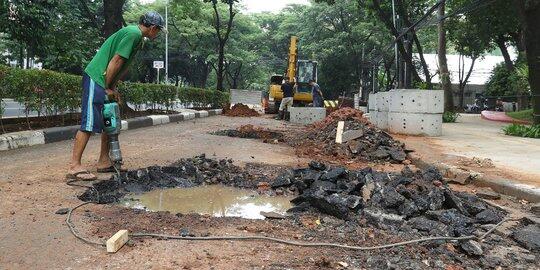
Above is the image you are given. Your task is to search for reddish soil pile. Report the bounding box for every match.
[311,107,369,130]
[223,103,259,117]
[287,108,407,164]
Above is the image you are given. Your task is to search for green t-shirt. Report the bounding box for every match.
[85,25,143,88]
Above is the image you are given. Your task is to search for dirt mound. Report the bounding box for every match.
[223,103,259,117]
[212,125,283,142]
[311,107,369,130]
[288,108,407,163]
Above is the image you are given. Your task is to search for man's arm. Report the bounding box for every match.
[111,68,129,90]
[105,54,125,90]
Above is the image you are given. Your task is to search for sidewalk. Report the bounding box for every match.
[397,114,540,188]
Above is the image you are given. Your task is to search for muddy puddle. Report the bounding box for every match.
[119,185,293,219]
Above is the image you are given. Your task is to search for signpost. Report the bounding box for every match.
[153,60,164,84]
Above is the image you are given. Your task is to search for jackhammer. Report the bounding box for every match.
[102,98,123,181]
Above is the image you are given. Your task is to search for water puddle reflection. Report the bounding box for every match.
[120,185,293,219]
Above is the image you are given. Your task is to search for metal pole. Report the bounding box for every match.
[392,0,398,89]
[165,0,169,84]
[157,68,160,84]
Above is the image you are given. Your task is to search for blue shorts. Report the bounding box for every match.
[80,73,106,133]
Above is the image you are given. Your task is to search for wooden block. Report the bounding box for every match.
[335,121,345,144]
[106,230,129,253]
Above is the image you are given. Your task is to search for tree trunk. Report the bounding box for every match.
[496,35,514,70]
[438,2,454,112]
[395,0,432,87]
[516,0,540,124]
[210,1,236,91]
[509,30,526,53]
[18,46,24,68]
[458,56,476,109]
[216,44,225,91]
[103,0,126,38]
[201,63,210,88]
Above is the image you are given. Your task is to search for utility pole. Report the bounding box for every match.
[359,46,365,100]
[165,0,169,84]
[391,0,399,89]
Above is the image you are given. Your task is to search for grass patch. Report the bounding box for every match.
[443,111,460,123]
[503,123,540,138]
[506,109,533,122]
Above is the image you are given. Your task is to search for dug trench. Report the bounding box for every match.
[72,155,539,269]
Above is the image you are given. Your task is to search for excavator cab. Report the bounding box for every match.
[296,60,318,95]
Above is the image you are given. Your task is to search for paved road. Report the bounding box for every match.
[1,99,45,118]
[0,115,308,268]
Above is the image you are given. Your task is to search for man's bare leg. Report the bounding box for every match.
[97,133,112,170]
[69,130,92,173]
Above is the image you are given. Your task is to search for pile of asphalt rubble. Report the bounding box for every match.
[79,154,264,203]
[79,155,540,256]
[289,108,408,163]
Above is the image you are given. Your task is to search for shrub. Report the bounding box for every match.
[0,66,226,128]
[503,124,540,138]
[178,87,229,108]
[0,67,81,123]
[443,111,460,123]
[118,82,178,111]
[486,61,530,98]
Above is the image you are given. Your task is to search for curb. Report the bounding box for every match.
[0,109,222,152]
[409,153,540,203]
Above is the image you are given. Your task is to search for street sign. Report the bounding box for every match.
[153,61,164,69]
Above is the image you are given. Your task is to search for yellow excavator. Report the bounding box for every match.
[264,36,318,113]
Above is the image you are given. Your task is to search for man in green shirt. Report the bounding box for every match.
[67,11,166,181]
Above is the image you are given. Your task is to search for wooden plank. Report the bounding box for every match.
[106,230,129,253]
[335,121,345,143]
[336,121,364,144]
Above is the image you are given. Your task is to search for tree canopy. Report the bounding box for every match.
[0,0,538,119]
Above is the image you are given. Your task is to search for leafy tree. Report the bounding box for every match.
[0,0,57,68]
[447,3,492,108]
[203,0,239,91]
[40,0,102,74]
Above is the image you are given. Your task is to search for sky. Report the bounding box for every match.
[241,0,310,13]
[139,0,311,13]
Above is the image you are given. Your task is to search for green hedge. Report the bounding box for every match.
[117,82,178,111]
[0,66,228,119]
[0,65,81,117]
[178,87,229,108]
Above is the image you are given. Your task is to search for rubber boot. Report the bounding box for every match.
[275,111,284,120]
[285,111,290,121]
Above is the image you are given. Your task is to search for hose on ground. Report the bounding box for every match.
[130,217,517,251]
[64,198,519,252]
[66,201,106,247]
